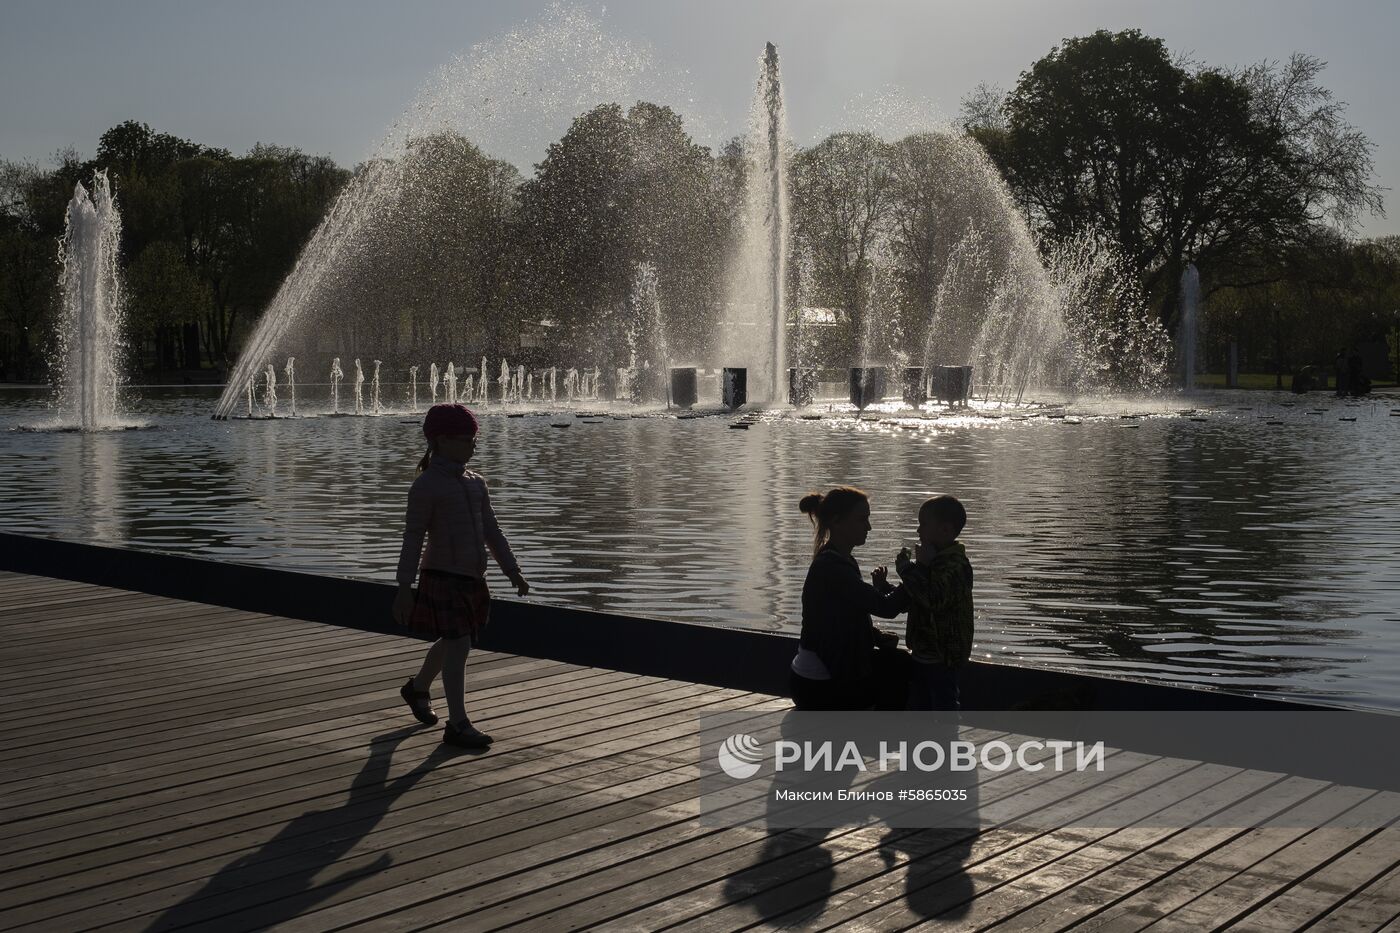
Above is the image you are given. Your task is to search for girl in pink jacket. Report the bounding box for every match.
[393,403,529,748]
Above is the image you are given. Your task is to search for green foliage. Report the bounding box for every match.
[996,30,1383,329]
[2,29,1388,386]
[514,102,729,367]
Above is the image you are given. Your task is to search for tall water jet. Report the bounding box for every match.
[409,365,419,411]
[720,42,789,404]
[625,262,671,402]
[330,358,343,414]
[371,359,383,414]
[353,359,365,414]
[444,363,457,404]
[55,171,125,430]
[429,363,439,405]
[262,364,277,416]
[284,357,297,417]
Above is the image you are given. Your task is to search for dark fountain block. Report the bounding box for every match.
[670,367,698,410]
[722,368,747,409]
[849,367,888,410]
[788,367,815,407]
[901,366,927,406]
[929,365,973,407]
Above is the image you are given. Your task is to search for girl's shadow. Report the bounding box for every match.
[146,725,464,931]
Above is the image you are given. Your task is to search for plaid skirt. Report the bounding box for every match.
[407,569,490,640]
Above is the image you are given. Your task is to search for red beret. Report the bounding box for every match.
[422,403,479,441]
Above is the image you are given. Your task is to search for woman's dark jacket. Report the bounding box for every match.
[799,547,909,684]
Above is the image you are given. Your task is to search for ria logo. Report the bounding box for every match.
[717,734,764,779]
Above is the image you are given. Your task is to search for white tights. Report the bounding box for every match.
[412,635,471,726]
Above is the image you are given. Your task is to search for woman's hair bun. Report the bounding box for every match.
[798,492,824,514]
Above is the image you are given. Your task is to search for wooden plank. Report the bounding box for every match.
[0,656,570,806]
[670,764,1260,933]
[1309,860,1400,931]
[974,772,1301,932]
[2,573,1392,933]
[0,666,651,822]
[2,696,779,930]
[0,654,587,787]
[0,639,558,741]
[0,679,743,875]
[73,710,772,931]
[1224,826,1400,931]
[1151,791,1400,930]
[478,749,1165,932]
[0,673,672,855]
[0,684,751,908]
[1073,783,1380,932]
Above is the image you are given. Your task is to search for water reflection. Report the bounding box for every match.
[2,387,1398,710]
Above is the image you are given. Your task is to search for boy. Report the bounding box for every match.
[895,495,973,710]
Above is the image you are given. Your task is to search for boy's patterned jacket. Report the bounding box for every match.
[895,542,974,666]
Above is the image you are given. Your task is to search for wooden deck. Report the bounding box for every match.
[0,570,1396,932]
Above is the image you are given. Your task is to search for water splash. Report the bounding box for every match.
[212,7,701,419]
[262,364,277,416]
[54,171,125,430]
[284,357,297,417]
[330,358,343,413]
[719,42,789,404]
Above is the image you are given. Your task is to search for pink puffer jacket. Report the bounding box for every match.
[395,454,519,586]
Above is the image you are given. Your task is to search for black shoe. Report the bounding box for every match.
[400,679,438,725]
[442,719,493,749]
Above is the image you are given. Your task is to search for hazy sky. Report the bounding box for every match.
[3,0,1395,235]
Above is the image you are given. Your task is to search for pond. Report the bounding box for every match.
[4,386,1398,712]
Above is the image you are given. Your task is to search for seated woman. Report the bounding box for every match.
[790,486,909,710]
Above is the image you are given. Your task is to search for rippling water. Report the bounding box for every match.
[4,386,1399,711]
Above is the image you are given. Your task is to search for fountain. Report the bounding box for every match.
[202,16,1166,421]
[429,362,440,405]
[444,363,457,404]
[409,365,419,411]
[371,360,383,414]
[624,262,671,403]
[353,359,365,414]
[719,42,789,405]
[262,364,277,416]
[330,358,343,414]
[284,357,297,417]
[54,171,125,430]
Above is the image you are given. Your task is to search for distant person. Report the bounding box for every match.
[392,403,529,748]
[1291,366,1317,394]
[790,487,909,710]
[896,495,974,711]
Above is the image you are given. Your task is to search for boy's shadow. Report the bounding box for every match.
[146,725,467,931]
